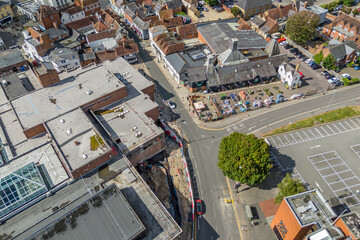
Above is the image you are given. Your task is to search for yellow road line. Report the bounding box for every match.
[225,177,243,240]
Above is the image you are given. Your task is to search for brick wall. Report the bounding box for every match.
[141,84,155,101]
[0,60,28,74]
[271,199,311,240]
[128,132,165,166]
[71,151,113,179]
[81,86,127,111]
[34,68,60,87]
[23,123,46,138]
[145,105,159,122]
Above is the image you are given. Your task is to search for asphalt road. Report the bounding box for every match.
[131,29,360,239]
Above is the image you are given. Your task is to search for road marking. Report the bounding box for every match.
[296,132,304,141]
[302,130,310,140]
[260,118,268,122]
[225,177,243,240]
[248,125,256,131]
[344,120,353,130]
[314,127,323,137]
[315,182,324,192]
[332,123,341,132]
[310,145,321,149]
[277,136,285,146]
[350,119,359,128]
[320,126,329,136]
[289,133,298,143]
[308,129,317,138]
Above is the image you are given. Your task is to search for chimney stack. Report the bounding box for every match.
[304,1,308,8]
[230,38,238,51]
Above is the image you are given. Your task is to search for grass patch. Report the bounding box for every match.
[94,107,122,115]
[264,106,360,137]
[90,134,105,151]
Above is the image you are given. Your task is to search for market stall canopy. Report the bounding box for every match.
[194,102,205,110]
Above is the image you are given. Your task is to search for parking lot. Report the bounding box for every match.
[266,117,360,213]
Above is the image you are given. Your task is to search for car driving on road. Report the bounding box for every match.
[196,199,203,215]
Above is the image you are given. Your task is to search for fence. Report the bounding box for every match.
[284,36,314,59]
[159,119,195,240]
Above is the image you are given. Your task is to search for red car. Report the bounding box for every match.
[196,199,203,215]
[297,71,304,78]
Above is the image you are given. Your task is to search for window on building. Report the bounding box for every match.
[72,15,74,19]
[345,27,348,31]
[50,15,53,19]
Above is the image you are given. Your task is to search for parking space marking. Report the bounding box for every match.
[350,144,360,159]
[350,119,359,128]
[271,118,360,149]
[308,151,360,207]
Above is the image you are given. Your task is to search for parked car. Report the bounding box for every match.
[325,74,335,79]
[204,7,208,11]
[322,70,329,76]
[355,66,360,70]
[279,41,288,46]
[311,64,320,70]
[290,93,304,100]
[301,56,308,61]
[284,44,293,49]
[341,73,351,79]
[196,199,203,215]
[168,101,176,109]
[329,77,339,83]
[305,59,313,64]
[308,61,315,66]
[290,48,299,53]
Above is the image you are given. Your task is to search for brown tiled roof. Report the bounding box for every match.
[93,20,108,32]
[96,50,117,61]
[67,6,83,15]
[66,17,93,29]
[87,30,115,42]
[176,23,197,37]
[325,13,360,35]
[39,5,58,17]
[82,0,100,7]
[103,12,115,27]
[159,9,174,20]
[261,4,294,20]
[237,18,251,30]
[154,33,184,55]
[265,18,278,29]
[162,16,183,28]
[115,39,139,56]
[142,15,160,23]
[183,0,198,5]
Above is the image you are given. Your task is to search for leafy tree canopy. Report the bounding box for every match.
[217,132,272,186]
[285,11,319,44]
[231,7,241,17]
[205,0,218,6]
[313,51,324,64]
[275,173,306,204]
[323,54,336,70]
[343,0,354,6]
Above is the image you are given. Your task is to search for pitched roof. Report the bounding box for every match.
[38,5,58,17]
[161,16,183,28]
[49,48,79,62]
[176,23,197,37]
[325,13,360,35]
[66,6,83,15]
[133,17,150,30]
[235,0,272,11]
[80,52,96,61]
[166,0,183,9]
[344,40,360,53]
[93,20,108,32]
[261,3,295,20]
[264,39,280,56]
[87,30,116,42]
[328,44,347,60]
[115,39,139,56]
[65,17,93,30]
[251,16,266,27]
[237,18,251,30]
[0,49,26,70]
[159,9,174,20]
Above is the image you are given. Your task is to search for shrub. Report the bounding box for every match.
[351,78,359,84]
[342,77,350,86]
[347,62,354,68]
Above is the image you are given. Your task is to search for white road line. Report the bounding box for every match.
[323,169,350,177]
[320,126,330,135]
[310,145,321,149]
[283,134,291,143]
[350,119,359,128]
[315,182,324,192]
[340,176,357,182]
[248,125,256,131]
[270,138,279,148]
[332,123,342,132]
[296,132,304,141]
[338,122,349,131]
[314,127,323,137]
[277,136,285,146]
[302,130,310,139]
[344,120,353,130]
[316,166,332,171]
[325,125,335,134]
[308,129,317,138]
[356,118,360,124]
[289,133,298,143]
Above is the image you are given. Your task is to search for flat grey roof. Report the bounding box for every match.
[1,73,27,100]
[11,64,126,130]
[340,212,360,238]
[0,49,26,70]
[45,108,109,171]
[286,189,336,228]
[17,0,40,13]
[94,95,162,153]
[13,184,145,240]
[197,22,268,55]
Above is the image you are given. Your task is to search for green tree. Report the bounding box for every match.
[313,51,324,64]
[341,7,352,14]
[205,0,218,6]
[323,54,336,70]
[285,11,319,44]
[217,132,272,186]
[275,173,306,204]
[231,6,241,17]
[353,9,360,17]
[343,0,354,6]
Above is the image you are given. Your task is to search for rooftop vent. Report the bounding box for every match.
[86,90,93,95]
[82,153,88,159]
[135,132,142,137]
[60,119,65,123]
[124,110,129,114]
[131,126,137,131]
[1,80,8,86]
[67,129,72,135]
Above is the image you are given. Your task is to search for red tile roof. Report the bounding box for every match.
[237,18,252,30]
[93,20,108,32]
[65,17,93,29]
[87,30,115,42]
[176,23,197,38]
